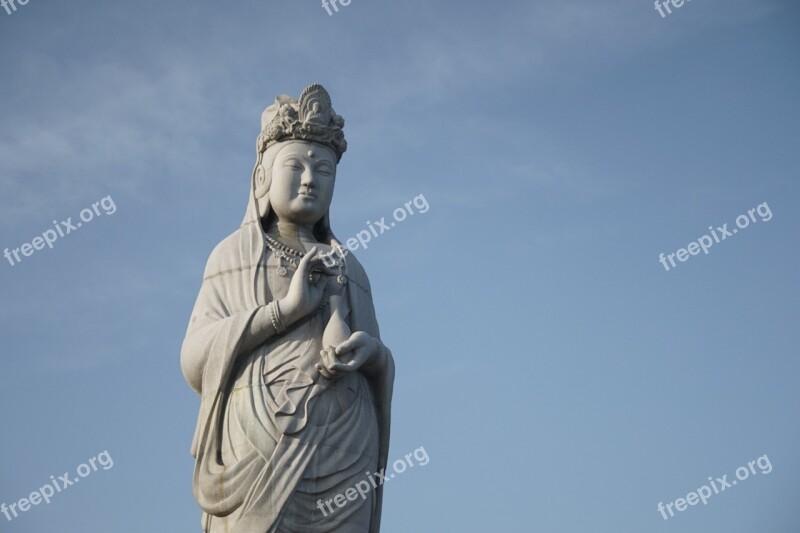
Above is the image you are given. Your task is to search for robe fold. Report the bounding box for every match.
[182,194,391,532]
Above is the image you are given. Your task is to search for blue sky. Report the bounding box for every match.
[1,0,798,531]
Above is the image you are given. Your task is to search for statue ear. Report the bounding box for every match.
[254,165,269,198]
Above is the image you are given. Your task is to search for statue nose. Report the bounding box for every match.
[300,169,316,187]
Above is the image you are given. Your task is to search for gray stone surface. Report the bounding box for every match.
[181,84,394,533]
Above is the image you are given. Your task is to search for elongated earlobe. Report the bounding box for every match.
[254,165,269,198]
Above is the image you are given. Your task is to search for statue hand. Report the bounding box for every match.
[280,247,335,325]
[326,331,381,374]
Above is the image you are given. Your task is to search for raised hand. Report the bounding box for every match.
[279,247,335,325]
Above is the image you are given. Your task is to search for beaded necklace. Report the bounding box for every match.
[263,233,347,286]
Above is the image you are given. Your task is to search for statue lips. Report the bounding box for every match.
[296,191,318,204]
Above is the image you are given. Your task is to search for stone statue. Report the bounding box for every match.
[181,84,395,533]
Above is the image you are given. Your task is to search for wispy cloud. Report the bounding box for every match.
[0,52,236,226]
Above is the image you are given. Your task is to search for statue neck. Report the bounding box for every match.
[268,220,318,251]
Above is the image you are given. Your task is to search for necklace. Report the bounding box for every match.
[264,234,304,258]
[264,234,303,275]
[263,233,347,286]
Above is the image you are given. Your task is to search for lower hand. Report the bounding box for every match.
[326,331,381,374]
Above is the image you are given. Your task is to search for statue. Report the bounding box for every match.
[181,84,395,532]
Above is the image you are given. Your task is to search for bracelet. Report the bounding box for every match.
[269,301,286,334]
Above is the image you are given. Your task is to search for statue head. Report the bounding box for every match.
[258,140,337,225]
[248,84,346,239]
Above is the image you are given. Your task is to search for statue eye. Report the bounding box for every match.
[284,160,304,171]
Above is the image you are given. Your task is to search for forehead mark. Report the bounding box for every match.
[307,150,316,158]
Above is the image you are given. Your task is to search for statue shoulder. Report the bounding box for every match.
[202,227,252,280]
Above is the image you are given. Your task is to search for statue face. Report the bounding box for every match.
[267,141,337,225]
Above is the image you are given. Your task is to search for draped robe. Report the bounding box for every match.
[181,185,392,533]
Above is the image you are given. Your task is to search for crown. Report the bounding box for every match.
[257,84,347,161]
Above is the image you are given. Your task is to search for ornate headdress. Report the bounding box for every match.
[257,83,347,161]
